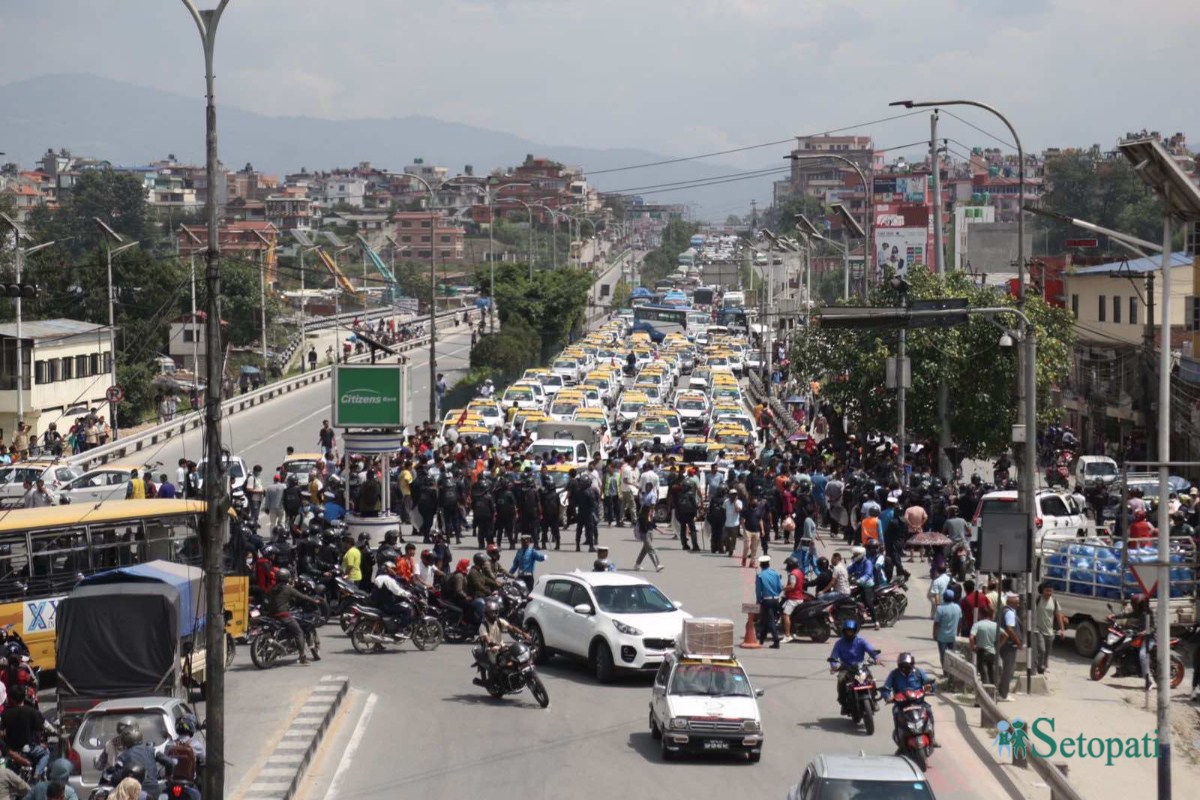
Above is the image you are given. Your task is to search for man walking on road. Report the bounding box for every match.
[245,465,266,520]
[1032,582,1066,675]
[995,593,1023,701]
[264,475,285,529]
[970,606,999,687]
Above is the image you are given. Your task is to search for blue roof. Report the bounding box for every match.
[1071,251,1192,276]
[79,560,205,637]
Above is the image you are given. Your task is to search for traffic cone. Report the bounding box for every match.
[739,612,762,649]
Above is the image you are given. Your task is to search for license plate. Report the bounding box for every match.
[703,740,729,750]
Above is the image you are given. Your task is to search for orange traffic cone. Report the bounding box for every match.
[739,612,762,649]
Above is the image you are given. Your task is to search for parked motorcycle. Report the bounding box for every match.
[471,635,550,708]
[789,594,862,643]
[871,577,910,627]
[348,593,444,654]
[1089,619,1185,688]
[247,609,322,669]
[888,684,936,771]
[427,591,476,643]
[831,657,881,735]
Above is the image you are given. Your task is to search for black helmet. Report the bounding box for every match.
[897,651,915,675]
[120,726,143,749]
[484,599,501,620]
[176,715,197,737]
[275,567,292,584]
[472,552,487,568]
[378,548,399,564]
[841,618,859,640]
[123,763,147,784]
[384,531,399,545]
[783,556,798,571]
[593,558,610,572]
[116,716,138,735]
[817,556,829,571]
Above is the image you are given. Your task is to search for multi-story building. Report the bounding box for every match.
[227,163,279,203]
[392,211,464,262]
[265,189,314,231]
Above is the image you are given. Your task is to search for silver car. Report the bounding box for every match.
[789,754,935,800]
[70,696,205,794]
[0,462,81,507]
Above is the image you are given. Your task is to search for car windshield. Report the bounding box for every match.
[677,399,706,410]
[592,583,676,614]
[668,664,753,697]
[814,778,934,800]
[551,402,580,415]
[527,443,577,459]
[225,461,246,479]
[1087,463,1118,477]
[285,459,320,475]
[78,711,172,750]
[637,420,671,435]
[620,402,645,414]
[506,388,533,401]
[540,375,563,387]
[553,360,577,371]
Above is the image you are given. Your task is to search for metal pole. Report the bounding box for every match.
[842,240,850,301]
[181,5,231,800]
[259,247,268,366]
[1156,212,1172,800]
[13,244,24,428]
[189,255,199,378]
[528,205,534,279]
[106,245,118,440]
[488,187,496,332]
[898,286,908,486]
[931,112,952,481]
[299,247,306,367]
[429,193,437,423]
[1022,316,1038,696]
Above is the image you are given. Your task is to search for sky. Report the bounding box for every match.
[1,0,1198,177]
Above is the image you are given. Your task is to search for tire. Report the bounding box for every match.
[487,682,505,699]
[529,674,550,708]
[1089,652,1111,681]
[250,634,277,670]
[225,634,236,669]
[593,641,616,684]
[527,623,551,665]
[909,747,927,772]
[1169,653,1185,689]
[649,710,662,740]
[350,619,379,654]
[339,613,355,633]
[660,733,674,761]
[811,624,831,644]
[1074,621,1101,657]
[862,704,875,736]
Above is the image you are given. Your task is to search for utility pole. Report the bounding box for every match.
[181,4,231,800]
[1144,273,1156,460]
[931,112,952,481]
[897,281,909,486]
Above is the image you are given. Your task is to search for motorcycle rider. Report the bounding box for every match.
[473,598,527,686]
[880,651,935,746]
[467,553,500,622]
[445,558,477,623]
[166,715,205,789]
[369,560,414,640]
[114,726,175,800]
[781,556,806,642]
[1111,594,1155,686]
[828,619,881,716]
[848,546,880,629]
[96,715,139,772]
[263,568,323,665]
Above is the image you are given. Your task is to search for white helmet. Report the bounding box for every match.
[851,546,866,561]
[484,379,493,385]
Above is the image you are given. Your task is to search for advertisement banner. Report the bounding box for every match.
[875,227,928,276]
[332,365,405,428]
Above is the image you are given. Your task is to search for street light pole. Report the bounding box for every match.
[786,153,873,291]
[0,216,53,430]
[180,4,231,800]
[401,173,440,422]
[251,229,272,367]
[94,220,138,441]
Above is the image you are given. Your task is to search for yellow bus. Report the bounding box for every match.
[0,499,249,670]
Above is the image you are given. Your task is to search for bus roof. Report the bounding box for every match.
[0,499,207,534]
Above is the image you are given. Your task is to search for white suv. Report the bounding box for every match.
[524,571,691,683]
[973,489,1089,545]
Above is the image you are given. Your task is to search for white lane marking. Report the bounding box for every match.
[321,692,378,800]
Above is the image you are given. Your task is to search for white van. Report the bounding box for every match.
[973,489,1089,545]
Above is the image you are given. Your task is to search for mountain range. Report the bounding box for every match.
[0,74,778,221]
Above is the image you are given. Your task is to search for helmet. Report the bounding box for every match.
[116,716,138,735]
[472,552,487,568]
[378,547,399,564]
[841,618,859,639]
[275,567,292,584]
[486,543,500,559]
[817,557,829,571]
[120,727,143,749]
[897,652,916,675]
[593,559,610,572]
[384,531,399,545]
[123,764,147,784]
[484,599,501,620]
[865,540,879,553]
[419,549,434,563]
[175,716,197,737]
[783,556,798,571]
[850,546,865,561]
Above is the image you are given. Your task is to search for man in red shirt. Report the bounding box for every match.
[781,556,807,642]
[1128,510,1155,548]
[959,578,992,636]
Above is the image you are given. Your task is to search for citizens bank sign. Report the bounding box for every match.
[332,365,405,428]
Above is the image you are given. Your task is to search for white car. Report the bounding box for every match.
[502,382,544,412]
[524,570,691,682]
[650,649,764,762]
[674,392,710,432]
[538,373,566,398]
[550,357,583,386]
[58,464,143,504]
[525,439,591,466]
[0,461,82,507]
[973,489,1089,545]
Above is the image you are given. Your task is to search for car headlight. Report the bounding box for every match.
[742,719,761,733]
[612,619,642,636]
[669,718,689,730]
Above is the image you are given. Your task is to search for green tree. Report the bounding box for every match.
[29,169,149,257]
[789,268,1074,457]
[482,263,592,362]
[1040,154,1170,253]
[765,193,826,236]
[639,219,699,286]
[194,256,281,349]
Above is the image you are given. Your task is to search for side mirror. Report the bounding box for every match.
[755,688,765,698]
[573,603,594,616]
[672,600,684,610]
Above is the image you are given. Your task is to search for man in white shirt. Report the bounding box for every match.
[639,464,660,494]
[244,465,266,520]
[619,460,638,526]
[831,552,851,596]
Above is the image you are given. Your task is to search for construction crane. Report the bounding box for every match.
[317,232,365,303]
[356,234,400,302]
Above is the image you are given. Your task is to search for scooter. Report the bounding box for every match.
[789,594,862,643]
[888,684,936,771]
[1090,618,1185,688]
[471,635,550,708]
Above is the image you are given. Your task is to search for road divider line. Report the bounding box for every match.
[321,692,378,800]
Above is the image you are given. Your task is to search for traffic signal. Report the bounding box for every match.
[1,284,38,300]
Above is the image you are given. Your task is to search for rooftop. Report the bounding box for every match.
[1070,250,1192,276]
[0,318,107,341]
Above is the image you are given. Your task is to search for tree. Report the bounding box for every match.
[765,193,826,236]
[481,263,592,362]
[1040,154,1169,253]
[194,256,281,349]
[789,268,1075,457]
[29,169,149,257]
[725,214,744,227]
[639,219,698,286]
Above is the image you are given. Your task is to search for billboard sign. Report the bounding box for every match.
[874,204,931,275]
[332,365,405,428]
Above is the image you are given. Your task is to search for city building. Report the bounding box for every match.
[0,318,114,437]
[392,211,465,262]
[167,312,226,381]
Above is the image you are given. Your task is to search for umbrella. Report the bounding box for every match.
[906,531,952,547]
[239,365,261,375]
[787,432,809,442]
[784,395,805,404]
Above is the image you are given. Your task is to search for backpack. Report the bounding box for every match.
[676,485,698,517]
[438,476,459,505]
[707,491,727,528]
[496,486,516,515]
[522,485,541,515]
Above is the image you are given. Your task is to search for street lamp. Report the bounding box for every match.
[178,225,203,378]
[497,197,536,277]
[400,172,441,423]
[785,152,874,288]
[250,228,273,367]
[93,218,138,440]
[0,214,52,429]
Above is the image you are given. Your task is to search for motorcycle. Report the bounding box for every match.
[426,591,476,643]
[871,577,910,627]
[1044,451,1073,489]
[348,594,444,654]
[1089,618,1185,688]
[789,594,863,643]
[471,635,550,708]
[888,685,936,771]
[247,609,323,669]
[948,545,974,584]
[831,658,881,735]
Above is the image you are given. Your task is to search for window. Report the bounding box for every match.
[1039,495,1070,517]
[103,353,112,374]
[566,582,593,609]
[1071,294,1079,318]
[1098,295,1106,322]
[75,355,90,377]
[1130,297,1138,325]
[1113,295,1121,324]
[543,580,572,605]
[182,329,195,343]
[60,358,73,380]
[48,359,60,383]
[90,353,101,375]
[420,235,431,244]
[34,360,48,385]
[440,235,450,244]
